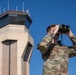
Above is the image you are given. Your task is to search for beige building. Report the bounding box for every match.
[0,10,34,75]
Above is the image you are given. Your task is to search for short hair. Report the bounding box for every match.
[46,24,56,33]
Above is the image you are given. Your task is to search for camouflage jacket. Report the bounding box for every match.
[37,33,76,75]
[37,33,76,60]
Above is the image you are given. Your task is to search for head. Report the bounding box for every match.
[46,24,60,40]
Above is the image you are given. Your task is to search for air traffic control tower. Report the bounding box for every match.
[0,10,34,75]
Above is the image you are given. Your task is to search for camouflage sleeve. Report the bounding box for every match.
[69,35,76,58]
[37,33,55,54]
[68,46,76,58]
[70,35,76,50]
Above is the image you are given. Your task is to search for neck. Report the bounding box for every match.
[51,39,58,44]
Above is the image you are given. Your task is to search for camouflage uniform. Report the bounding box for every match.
[37,33,76,75]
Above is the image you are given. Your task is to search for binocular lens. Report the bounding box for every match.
[59,24,70,33]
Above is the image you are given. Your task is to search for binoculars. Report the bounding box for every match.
[58,24,70,33]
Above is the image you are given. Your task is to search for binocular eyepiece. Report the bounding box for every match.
[58,24,70,33]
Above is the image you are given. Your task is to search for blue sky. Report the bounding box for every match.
[0,0,76,75]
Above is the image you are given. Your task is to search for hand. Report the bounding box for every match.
[53,25,60,34]
[63,29,74,37]
[48,25,60,35]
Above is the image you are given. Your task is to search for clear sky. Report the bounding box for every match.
[0,0,76,75]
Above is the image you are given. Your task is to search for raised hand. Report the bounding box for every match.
[63,29,74,37]
[48,25,59,35]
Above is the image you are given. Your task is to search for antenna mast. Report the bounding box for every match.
[3,8,5,13]
[16,6,18,11]
[0,7,2,14]
[8,1,9,10]
[22,2,24,12]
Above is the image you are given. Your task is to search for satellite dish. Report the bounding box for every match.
[26,9,31,16]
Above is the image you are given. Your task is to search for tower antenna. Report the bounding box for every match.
[22,2,24,12]
[0,7,2,14]
[3,8,5,13]
[8,1,9,10]
[16,6,18,11]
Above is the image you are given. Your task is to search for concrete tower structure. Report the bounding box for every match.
[0,10,34,75]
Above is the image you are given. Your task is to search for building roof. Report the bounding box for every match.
[0,10,32,21]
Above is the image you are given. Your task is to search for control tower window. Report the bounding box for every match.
[25,17,32,29]
[22,42,33,62]
[0,14,9,28]
[9,14,25,25]
[0,11,32,30]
